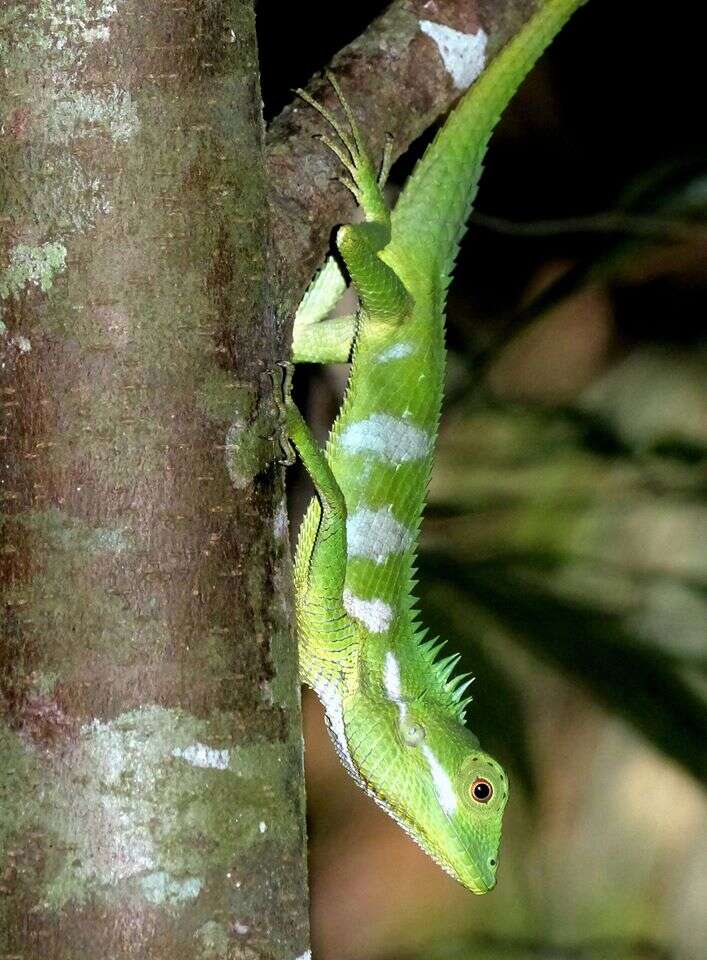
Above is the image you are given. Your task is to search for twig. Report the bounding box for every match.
[471,210,707,243]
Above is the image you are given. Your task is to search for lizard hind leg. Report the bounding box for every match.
[296,73,390,240]
[273,365,357,689]
[274,363,348,601]
[297,77,412,328]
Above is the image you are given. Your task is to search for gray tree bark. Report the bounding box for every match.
[1,1,308,957]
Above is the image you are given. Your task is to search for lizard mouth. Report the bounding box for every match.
[469,873,494,895]
[445,860,496,895]
[421,830,497,895]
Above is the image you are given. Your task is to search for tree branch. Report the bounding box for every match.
[267,0,540,318]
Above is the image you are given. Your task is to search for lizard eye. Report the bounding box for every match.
[401,719,426,746]
[470,777,493,803]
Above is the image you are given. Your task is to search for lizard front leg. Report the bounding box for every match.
[291,257,356,363]
[293,76,412,364]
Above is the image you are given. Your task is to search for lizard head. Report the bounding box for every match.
[398,710,508,893]
[347,690,509,894]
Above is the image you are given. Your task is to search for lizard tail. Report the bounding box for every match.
[388,0,587,285]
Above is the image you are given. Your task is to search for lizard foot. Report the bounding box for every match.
[269,362,296,466]
[296,73,391,224]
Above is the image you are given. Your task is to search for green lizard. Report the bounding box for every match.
[284,0,587,894]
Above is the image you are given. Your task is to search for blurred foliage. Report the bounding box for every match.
[421,337,706,788]
[385,935,672,960]
[419,552,707,787]
[264,2,707,957]
[465,158,707,368]
[416,144,707,794]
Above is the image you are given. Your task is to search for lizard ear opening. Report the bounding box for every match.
[400,718,426,747]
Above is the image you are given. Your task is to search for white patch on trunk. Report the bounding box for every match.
[274,499,289,540]
[140,871,203,905]
[171,743,230,770]
[347,506,413,563]
[0,241,67,302]
[422,744,458,815]
[47,87,140,143]
[340,414,429,464]
[419,21,488,90]
[344,590,394,633]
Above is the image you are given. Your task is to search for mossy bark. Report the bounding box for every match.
[0,2,308,957]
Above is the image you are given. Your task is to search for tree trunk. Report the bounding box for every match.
[0,2,309,957]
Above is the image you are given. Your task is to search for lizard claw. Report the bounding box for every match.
[269,362,296,466]
[295,75,390,228]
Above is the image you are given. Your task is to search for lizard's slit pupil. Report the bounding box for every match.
[471,778,493,802]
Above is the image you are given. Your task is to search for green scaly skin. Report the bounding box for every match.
[286,0,587,894]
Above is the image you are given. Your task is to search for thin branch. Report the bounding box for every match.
[471,210,707,243]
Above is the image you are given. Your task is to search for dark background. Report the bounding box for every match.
[258,3,706,959]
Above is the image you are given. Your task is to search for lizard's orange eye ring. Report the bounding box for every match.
[470,777,493,803]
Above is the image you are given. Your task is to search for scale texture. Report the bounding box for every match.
[288,0,586,893]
